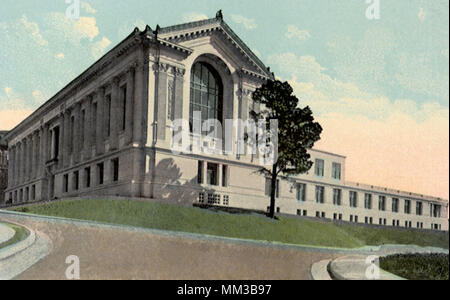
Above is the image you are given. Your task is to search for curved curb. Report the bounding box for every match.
[329,255,406,280]
[0,222,35,261]
[310,260,332,280]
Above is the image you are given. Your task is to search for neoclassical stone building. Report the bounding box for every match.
[3,12,448,230]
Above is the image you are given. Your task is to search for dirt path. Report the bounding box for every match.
[0,214,339,280]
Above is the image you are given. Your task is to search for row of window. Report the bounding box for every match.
[197,161,228,187]
[62,158,119,193]
[314,159,341,180]
[296,183,442,217]
[8,185,36,203]
[290,209,438,230]
[48,84,129,163]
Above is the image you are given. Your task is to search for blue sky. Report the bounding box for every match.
[0,0,449,198]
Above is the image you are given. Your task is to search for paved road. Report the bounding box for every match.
[0,214,340,280]
[0,223,15,245]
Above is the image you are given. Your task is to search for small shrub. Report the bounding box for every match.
[380,253,449,280]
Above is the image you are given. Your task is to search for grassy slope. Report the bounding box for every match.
[9,199,449,249]
[0,222,29,250]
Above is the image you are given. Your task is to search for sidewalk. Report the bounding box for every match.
[0,223,15,245]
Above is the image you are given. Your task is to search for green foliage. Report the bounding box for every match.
[9,199,449,249]
[380,253,449,280]
[251,80,322,218]
[252,80,322,176]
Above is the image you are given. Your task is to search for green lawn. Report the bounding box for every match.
[9,198,450,249]
[0,222,29,250]
[380,254,449,280]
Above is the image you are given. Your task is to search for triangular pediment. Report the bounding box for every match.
[158,16,273,80]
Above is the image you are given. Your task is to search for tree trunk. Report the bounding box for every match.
[269,163,278,219]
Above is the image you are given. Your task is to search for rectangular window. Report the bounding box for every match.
[315,186,325,203]
[31,184,36,201]
[112,158,119,182]
[416,201,423,216]
[63,174,69,193]
[392,198,399,213]
[207,163,218,186]
[321,212,326,218]
[297,183,306,202]
[106,95,111,137]
[333,189,342,206]
[97,163,104,185]
[404,200,411,214]
[364,193,372,209]
[316,211,320,218]
[222,165,228,187]
[315,159,324,177]
[53,126,60,160]
[121,86,127,131]
[332,162,341,180]
[349,191,358,208]
[378,196,386,211]
[85,167,91,188]
[350,215,353,222]
[432,204,442,218]
[74,171,79,190]
[197,161,204,184]
[297,209,301,216]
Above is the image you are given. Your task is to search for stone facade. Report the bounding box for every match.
[3,13,448,231]
[0,131,7,203]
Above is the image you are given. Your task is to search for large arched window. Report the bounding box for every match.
[189,62,223,135]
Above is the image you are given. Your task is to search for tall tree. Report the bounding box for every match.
[251,80,322,219]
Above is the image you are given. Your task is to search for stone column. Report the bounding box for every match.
[63,110,71,168]
[154,63,168,141]
[95,87,105,155]
[73,103,81,164]
[29,135,34,178]
[202,161,207,185]
[9,146,14,187]
[132,62,144,146]
[35,132,40,179]
[16,143,21,184]
[38,127,45,177]
[124,67,134,145]
[218,164,223,188]
[58,113,64,169]
[174,68,185,121]
[110,78,120,150]
[23,138,28,182]
[84,97,93,158]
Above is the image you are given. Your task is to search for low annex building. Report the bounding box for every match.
[3,12,448,231]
